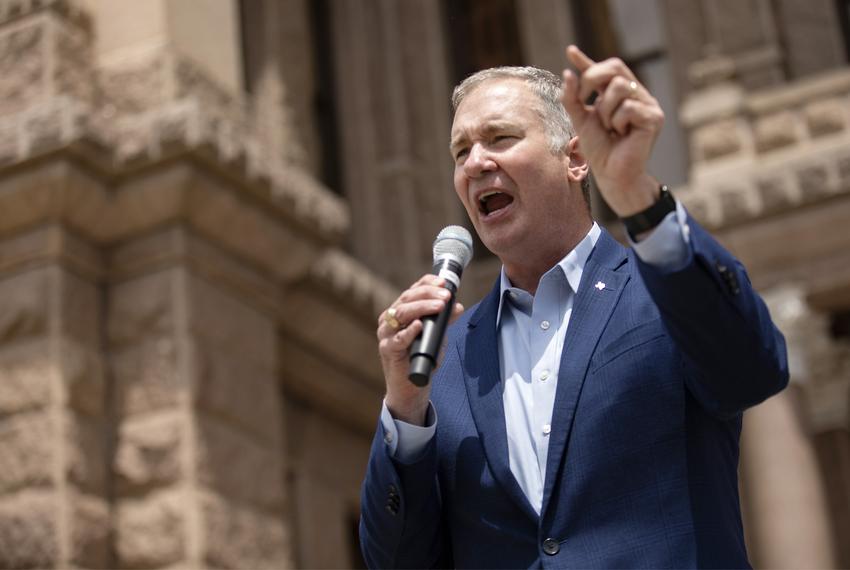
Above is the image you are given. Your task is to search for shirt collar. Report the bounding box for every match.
[496,222,601,327]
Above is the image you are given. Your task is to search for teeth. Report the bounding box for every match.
[478,190,501,203]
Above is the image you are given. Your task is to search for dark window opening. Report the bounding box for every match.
[836,0,850,63]
[571,0,620,62]
[443,0,525,85]
[310,0,344,195]
[829,308,850,339]
[238,0,263,94]
[832,0,850,76]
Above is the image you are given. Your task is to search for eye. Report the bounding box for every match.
[453,147,469,161]
[492,134,516,144]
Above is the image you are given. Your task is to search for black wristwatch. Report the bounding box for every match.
[621,184,675,238]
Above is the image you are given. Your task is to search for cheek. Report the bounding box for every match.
[453,172,471,208]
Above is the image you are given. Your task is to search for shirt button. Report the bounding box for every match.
[540,370,549,381]
[540,320,550,330]
[384,431,393,444]
[542,424,551,435]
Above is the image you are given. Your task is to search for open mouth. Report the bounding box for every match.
[478,190,514,216]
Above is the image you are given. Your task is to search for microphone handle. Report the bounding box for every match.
[408,260,461,386]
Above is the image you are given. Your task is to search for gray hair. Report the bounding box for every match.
[451,66,591,205]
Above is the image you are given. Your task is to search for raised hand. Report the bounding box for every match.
[561,45,664,217]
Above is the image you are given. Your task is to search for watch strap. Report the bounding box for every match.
[622,185,675,238]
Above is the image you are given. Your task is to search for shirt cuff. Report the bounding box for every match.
[380,399,437,464]
[628,200,691,272]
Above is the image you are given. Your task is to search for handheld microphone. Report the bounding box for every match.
[409,226,474,386]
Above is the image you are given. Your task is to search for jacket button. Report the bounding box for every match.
[715,263,741,295]
[542,538,560,555]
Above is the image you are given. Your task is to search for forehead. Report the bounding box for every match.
[451,79,542,138]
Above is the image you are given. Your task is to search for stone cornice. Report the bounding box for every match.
[746,71,850,116]
[678,135,850,231]
[276,249,401,433]
[0,224,102,282]
[0,4,349,247]
[309,249,398,322]
[0,0,90,31]
[676,69,850,232]
[101,94,349,242]
[0,95,349,245]
[687,70,850,170]
[285,247,398,382]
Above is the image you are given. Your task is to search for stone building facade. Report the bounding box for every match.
[0,0,847,568]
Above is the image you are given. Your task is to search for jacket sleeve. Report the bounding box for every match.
[635,214,789,418]
[359,419,448,569]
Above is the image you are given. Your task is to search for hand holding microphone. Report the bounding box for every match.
[408,226,474,385]
[377,226,473,425]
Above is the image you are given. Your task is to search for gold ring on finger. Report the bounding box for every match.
[628,80,638,98]
[386,307,400,330]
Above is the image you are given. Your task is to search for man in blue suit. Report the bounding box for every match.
[360,46,788,568]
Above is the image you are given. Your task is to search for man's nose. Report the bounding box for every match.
[464,143,496,178]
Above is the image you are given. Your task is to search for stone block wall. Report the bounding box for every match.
[0,235,109,568]
[107,256,289,568]
[0,2,390,568]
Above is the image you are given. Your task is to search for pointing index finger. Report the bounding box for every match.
[566,45,595,73]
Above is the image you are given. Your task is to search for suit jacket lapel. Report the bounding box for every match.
[458,281,539,523]
[540,231,630,517]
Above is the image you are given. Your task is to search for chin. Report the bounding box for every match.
[478,234,513,260]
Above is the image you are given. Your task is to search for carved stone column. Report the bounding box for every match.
[685,0,784,91]
[331,0,460,286]
[784,286,850,568]
[515,0,577,76]
[738,285,848,568]
[772,0,846,80]
[740,388,835,569]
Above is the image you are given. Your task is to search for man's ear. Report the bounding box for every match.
[566,135,589,183]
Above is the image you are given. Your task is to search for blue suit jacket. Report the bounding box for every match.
[360,219,788,569]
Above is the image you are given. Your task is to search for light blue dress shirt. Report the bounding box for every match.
[495,222,600,511]
[381,203,691,514]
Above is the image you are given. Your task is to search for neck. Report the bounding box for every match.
[502,219,593,295]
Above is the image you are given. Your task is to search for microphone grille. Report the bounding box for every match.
[433,225,474,267]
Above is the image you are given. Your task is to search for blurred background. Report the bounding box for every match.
[0,0,848,567]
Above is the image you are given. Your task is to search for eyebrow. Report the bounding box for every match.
[450,121,517,151]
